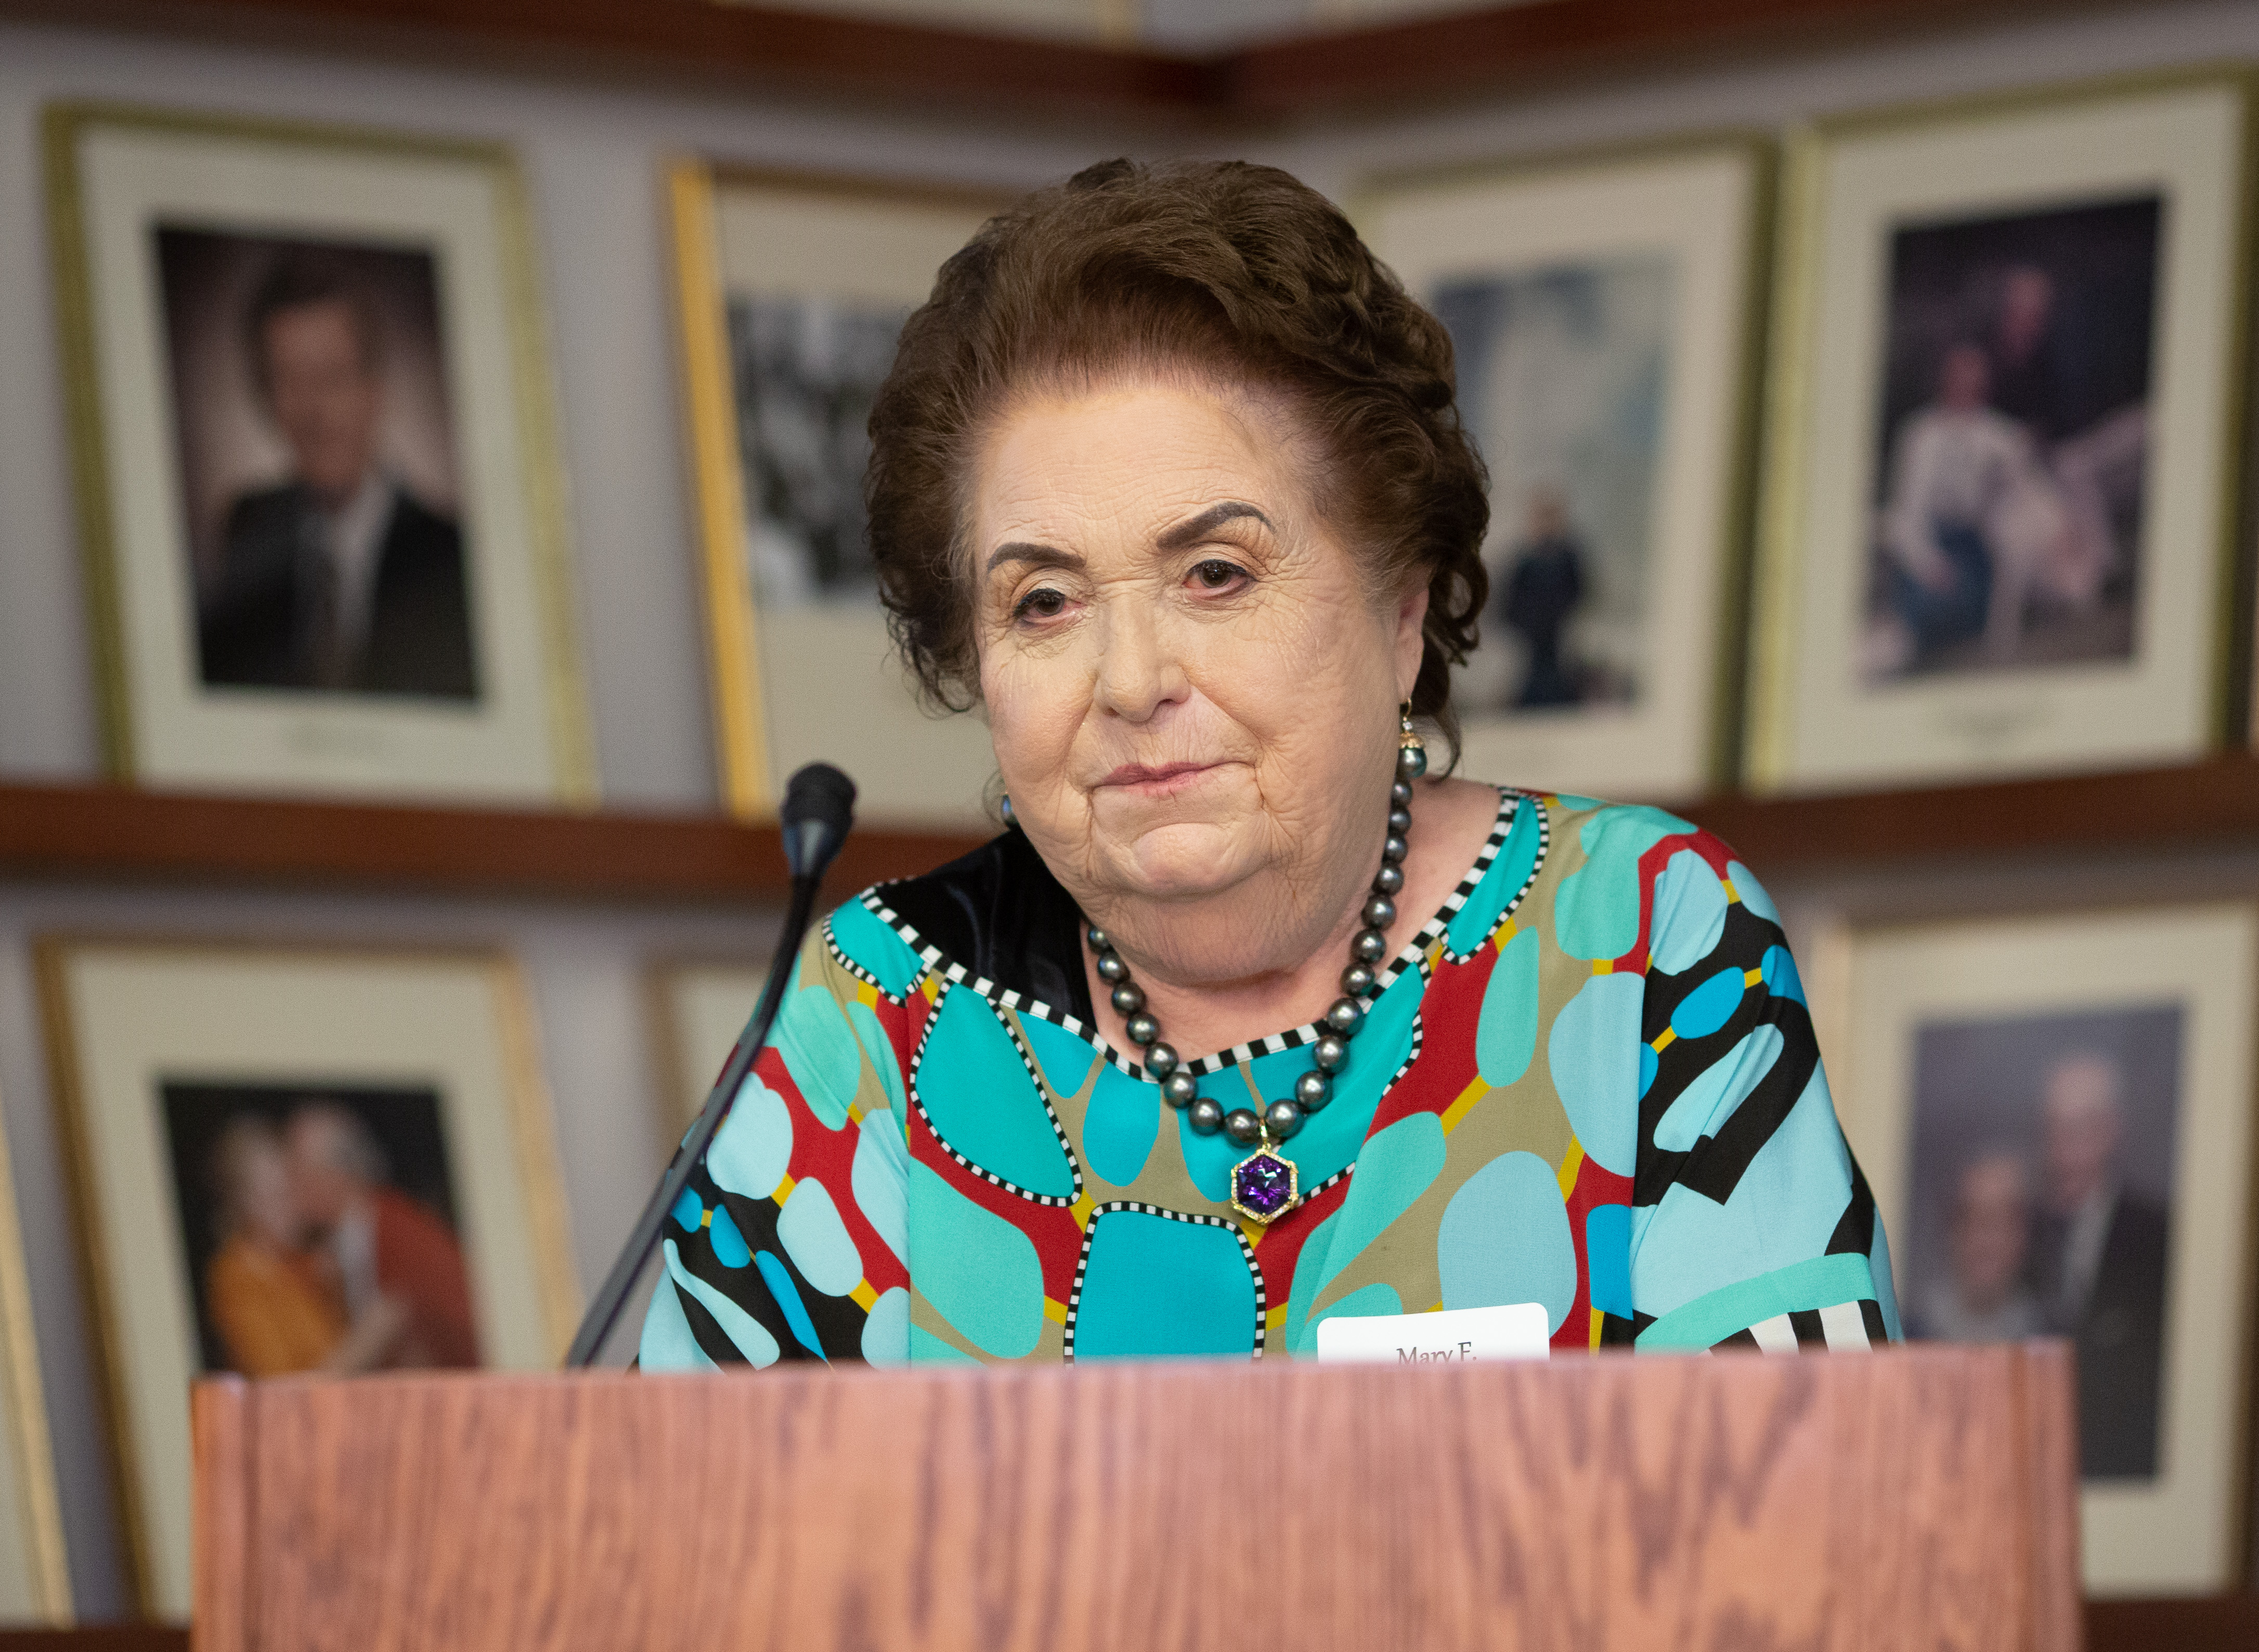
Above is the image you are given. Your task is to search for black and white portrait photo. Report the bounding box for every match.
[157,228,478,700]
[730,293,908,608]
[1864,197,2159,683]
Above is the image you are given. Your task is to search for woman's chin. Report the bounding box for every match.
[1107,823,1256,901]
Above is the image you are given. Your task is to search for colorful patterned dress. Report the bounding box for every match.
[639,790,1900,1367]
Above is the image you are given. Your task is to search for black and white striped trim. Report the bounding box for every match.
[1430,790,1551,967]
[855,787,1533,1082]
[1061,1202,1267,1363]
[1709,1298,1888,1353]
[821,914,907,1005]
[905,979,1084,1208]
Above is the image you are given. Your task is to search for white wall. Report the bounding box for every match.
[0,0,2254,1616]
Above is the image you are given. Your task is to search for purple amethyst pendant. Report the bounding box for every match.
[1229,1143,1301,1225]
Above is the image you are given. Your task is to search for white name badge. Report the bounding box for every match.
[1314,1303,1551,1365]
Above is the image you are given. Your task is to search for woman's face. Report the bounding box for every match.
[970,372,1426,947]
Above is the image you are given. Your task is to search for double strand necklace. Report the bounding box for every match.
[1087,711,1430,1225]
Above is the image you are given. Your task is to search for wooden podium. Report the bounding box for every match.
[191,1342,2079,1650]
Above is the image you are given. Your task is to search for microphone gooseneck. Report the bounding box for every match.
[564,762,859,1368]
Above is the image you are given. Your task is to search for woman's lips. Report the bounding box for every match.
[1095,761,1223,796]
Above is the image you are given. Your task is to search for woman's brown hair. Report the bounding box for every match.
[865,157,1490,758]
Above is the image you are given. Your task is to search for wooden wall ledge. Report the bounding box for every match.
[0,756,2253,901]
[0,0,2125,120]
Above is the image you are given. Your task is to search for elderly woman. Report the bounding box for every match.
[642,160,1896,1368]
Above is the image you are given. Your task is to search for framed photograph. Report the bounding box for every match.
[1746,70,2253,791]
[1828,903,2257,1595]
[1358,137,1770,800]
[0,1102,73,1625]
[45,103,594,804]
[35,940,579,1617]
[669,162,1011,825]
[647,958,768,1129]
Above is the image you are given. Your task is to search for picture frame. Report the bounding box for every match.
[647,957,769,1130]
[0,1097,74,1625]
[35,939,579,1617]
[1357,135,1772,801]
[45,102,596,805]
[668,160,1012,826]
[1823,902,2258,1595]
[1745,69,2254,792]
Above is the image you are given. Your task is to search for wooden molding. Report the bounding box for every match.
[7,757,2259,901]
[0,0,2123,119]
[0,783,983,903]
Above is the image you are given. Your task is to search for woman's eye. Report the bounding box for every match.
[1190,558,1248,591]
[1013,587,1067,622]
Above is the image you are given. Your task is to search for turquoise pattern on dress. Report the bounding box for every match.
[1081,1063,1161,1187]
[1629,1065,1854,1321]
[829,900,923,996]
[861,1287,910,1367]
[1073,1211,1256,1359]
[1475,927,1540,1086]
[1585,1203,1634,1318]
[776,1178,862,1295]
[1016,1013,1104,1100]
[1549,972,1643,1176]
[639,1249,718,1370]
[1649,849,1730,974]
[905,1160,1044,1358]
[1444,796,1540,956]
[1280,1208,1339,1356]
[914,986,1077,1198]
[754,1250,826,1360]
[1669,967,1746,1041]
[1654,1025,1784,1151]
[909,1323,982,1365]
[706,1073,792,1201]
[851,1108,911,1269]
[774,978,861,1129]
[1554,806,1691,961]
[1760,945,1804,1004]
[707,1204,752,1268]
[1726,861,1780,925]
[665,1239,780,1368]
[847,1000,906,1110]
[1437,1150,1576,1331]
[1311,1112,1446,1300]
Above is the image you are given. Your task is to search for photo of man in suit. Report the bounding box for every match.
[194,252,478,699]
[2030,1051,2170,1479]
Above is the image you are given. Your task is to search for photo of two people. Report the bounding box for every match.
[1865,195,2160,682]
[1901,1007,2176,1481]
[162,1082,481,1377]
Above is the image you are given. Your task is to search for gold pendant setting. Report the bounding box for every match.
[1228,1137,1302,1225]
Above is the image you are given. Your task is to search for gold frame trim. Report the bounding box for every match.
[1349,129,1778,789]
[41,101,598,805]
[1743,62,2258,790]
[666,159,1014,821]
[34,933,581,1613]
[0,1079,75,1624]
[1227,1143,1300,1226]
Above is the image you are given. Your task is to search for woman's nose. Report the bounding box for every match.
[1091,603,1190,723]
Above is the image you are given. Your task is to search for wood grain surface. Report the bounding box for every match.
[15,755,2259,903]
[193,1344,2079,1651]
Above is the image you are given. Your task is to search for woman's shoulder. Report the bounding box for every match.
[821,828,1091,1019]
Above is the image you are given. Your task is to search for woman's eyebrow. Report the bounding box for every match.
[1156,501,1273,551]
[985,542,1085,576]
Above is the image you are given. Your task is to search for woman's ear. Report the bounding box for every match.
[1393,578,1431,701]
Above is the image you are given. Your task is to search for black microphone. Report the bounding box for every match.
[565,762,858,1368]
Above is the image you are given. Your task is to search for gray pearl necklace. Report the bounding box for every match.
[1085,716,1429,1225]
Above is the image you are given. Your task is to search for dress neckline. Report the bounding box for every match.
[856,785,1533,1080]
